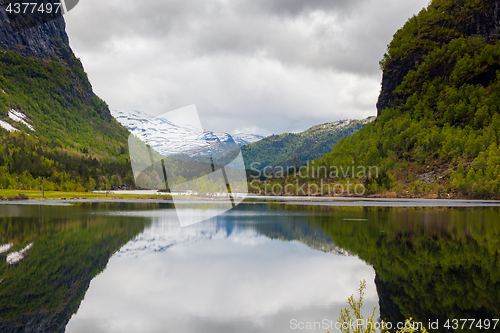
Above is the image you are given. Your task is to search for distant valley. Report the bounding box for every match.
[241,117,375,172]
[113,110,374,173]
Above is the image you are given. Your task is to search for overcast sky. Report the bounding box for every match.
[64,0,429,136]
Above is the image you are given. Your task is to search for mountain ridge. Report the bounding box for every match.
[112,109,263,157]
[113,110,374,174]
[242,117,375,172]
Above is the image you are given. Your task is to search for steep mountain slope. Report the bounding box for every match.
[0,11,133,191]
[312,0,500,198]
[242,117,375,172]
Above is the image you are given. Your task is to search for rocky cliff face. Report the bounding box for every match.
[0,2,74,63]
[0,2,115,119]
[377,0,500,116]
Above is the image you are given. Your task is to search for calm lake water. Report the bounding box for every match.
[0,202,499,332]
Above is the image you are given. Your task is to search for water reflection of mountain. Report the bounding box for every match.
[66,206,378,333]
[4,203,498,333]
[299,205,500,332]
[0,204,152,332]
[251,217,350,256]
[116,218,253,257]
[116,206,347,258]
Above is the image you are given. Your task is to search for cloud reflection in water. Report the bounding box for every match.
[67,209,377,333]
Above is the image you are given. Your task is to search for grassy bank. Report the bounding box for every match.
[0,189,171,200]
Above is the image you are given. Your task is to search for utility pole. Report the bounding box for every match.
[42,177,44,199]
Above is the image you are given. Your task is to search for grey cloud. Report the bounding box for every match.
[65,0,430,136]
[245,0,369,17]
[68,0,392,75]
[69,0,429,76]
[67,0,195,50]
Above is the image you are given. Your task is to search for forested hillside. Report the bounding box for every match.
[0,12,133,191]
[310,0,500,198]
[242,118,374,173]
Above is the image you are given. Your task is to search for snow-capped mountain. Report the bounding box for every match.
[232,133,264,146]
[112,110,262,157]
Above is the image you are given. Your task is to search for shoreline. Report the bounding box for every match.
[1,194,500,208]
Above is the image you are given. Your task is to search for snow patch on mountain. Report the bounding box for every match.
[307,116,375,134]
[0,119,18,132]
[9,109,35,131]
[0,109,35,133]
[232,133,264,146]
